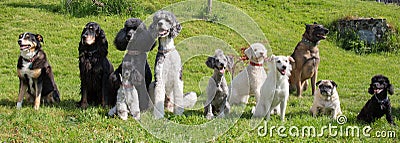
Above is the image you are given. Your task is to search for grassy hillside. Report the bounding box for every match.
[0,0,399,142]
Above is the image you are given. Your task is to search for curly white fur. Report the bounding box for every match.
[148,11,196,119]
[229,43,267,105]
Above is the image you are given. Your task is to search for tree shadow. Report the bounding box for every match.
[392,107,400,119]
[5,2,63,15]
[0,99,16,107]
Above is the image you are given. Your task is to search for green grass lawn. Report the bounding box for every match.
[1,0,399,142]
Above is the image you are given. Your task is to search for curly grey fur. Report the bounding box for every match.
[204,49,233,119]
[148,11,197,119]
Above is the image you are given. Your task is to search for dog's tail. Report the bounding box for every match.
[182,92,197,108]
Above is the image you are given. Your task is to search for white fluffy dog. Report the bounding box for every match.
[229,43,267,105]
[253,55,294,121]
[148,10,197,119]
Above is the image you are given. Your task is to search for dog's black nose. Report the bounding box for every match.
[282,65,287,69]
[158,22,163,26]
[18,40,22,45]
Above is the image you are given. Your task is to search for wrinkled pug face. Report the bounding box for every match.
[317,80,337,96]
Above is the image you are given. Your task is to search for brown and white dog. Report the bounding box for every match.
[17,32,60,110]
[289,23,329,97]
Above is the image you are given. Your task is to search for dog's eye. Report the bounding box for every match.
[277,60,281,63]
[19,34,22,38]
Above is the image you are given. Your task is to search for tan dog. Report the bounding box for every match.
[310,80,342,119]
[289,23,329,97]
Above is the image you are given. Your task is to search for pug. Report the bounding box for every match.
[310,80,342,119]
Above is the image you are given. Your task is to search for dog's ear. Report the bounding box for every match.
[313,22,318,25]
[114,28,128,51]
[149,20,158,39]
[330,80,337,88]
[99,28,106,39]
[244,47,253,60]
[170,22,182,38]
[226,55,234,72]
[316,80,322,86]
[35,34,44,43]
[305,24,310,31]
[206,57,215,69]
[388,83,394,95]
[288,56,295,63]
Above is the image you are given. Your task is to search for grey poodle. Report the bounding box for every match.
[108,61,141,120]
[204,49,233,119]
[108,18,155,120]
[110,18,154,111]
[148,10,197,119]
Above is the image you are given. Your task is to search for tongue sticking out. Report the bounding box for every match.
[374,89,383,94]
[159,30,168,36]
[20,45,30,50]
[219,68,225,74]
[279,69,286,75]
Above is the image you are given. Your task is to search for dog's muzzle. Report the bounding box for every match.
[319,86,333,96]
[371,82,384,94]
[278,66,287,75]
[18,40,32,51]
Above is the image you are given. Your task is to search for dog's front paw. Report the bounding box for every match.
[118,110,129,120]
[131,111,141,120]
[79,102,89,109]
[16,102,22,109]
[251,106,256,114]
[33,104,39,110]
[206,113,214,120]
[108,106,117,116]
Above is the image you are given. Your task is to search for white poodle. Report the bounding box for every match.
[229,43,267,105]
[148,10,197,119]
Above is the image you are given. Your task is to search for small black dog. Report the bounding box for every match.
[357,75,395,125]
[78,22,115,108]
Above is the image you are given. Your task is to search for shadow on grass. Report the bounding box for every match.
[0,99,15,107]
[392,107,400,119]
[5,2,63,15]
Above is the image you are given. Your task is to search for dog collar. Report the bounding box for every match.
[158,48,175,54]
[22,50,39,62]
[301,38,318,46]
[122,83,135,89]
[374,94,388,104]
[250,61,263,66]
[127,50,142,55]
